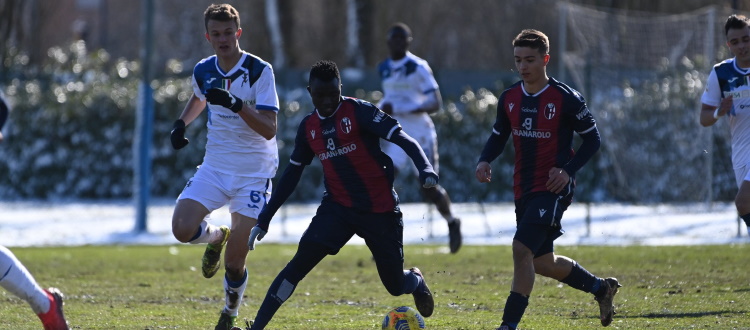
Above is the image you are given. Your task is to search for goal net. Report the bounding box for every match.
[558,3,735,204]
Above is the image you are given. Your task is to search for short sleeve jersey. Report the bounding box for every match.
[290,97,401,213]
[377,51,439,132]
[701,58,750,168]
[493,77,596,200]
[191,52,280,178]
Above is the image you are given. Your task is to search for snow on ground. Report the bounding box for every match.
[0,199,747,248]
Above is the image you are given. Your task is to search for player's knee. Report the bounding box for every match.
[736,192,750,214]
[511,240,534,261]
[224,264,245,280]
[171,224,194,243]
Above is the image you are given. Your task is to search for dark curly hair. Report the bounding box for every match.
[309,60,340,85]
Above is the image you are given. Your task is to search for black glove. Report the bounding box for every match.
[205,88,244,113]
[170,119,189,150]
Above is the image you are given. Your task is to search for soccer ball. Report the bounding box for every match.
[382,306,426,330]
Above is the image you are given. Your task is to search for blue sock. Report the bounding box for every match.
[561,261,601,294]
[501,291,528,328]
[401,270,419,294]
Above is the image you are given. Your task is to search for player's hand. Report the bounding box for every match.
[419,170,439,188]
[718,95,733,117]
[475,161,492,183]
[247,225,267,250]
[381,103,393,115]
[546,167,570,194]
[205,88,244,113]
[170,119,189,150]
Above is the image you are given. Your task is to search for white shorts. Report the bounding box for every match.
[178,165,272,219]
[383,128,439,175]
[734,163,750,189]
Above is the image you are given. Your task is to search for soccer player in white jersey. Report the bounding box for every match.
[168,4,279,329]
[701,14,750,237]
[377,22,463,253]
[0,94,68,330]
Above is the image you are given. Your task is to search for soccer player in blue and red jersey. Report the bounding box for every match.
[700,14,750,237]
[475,29,620,330]
[245,60,437,329]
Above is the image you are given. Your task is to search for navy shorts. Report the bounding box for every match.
[300,200,404,263]
[513,192,570,257]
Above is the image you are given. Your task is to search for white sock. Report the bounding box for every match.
[223,270,248,316]
[188,220,224,244]
[0,246,50,314]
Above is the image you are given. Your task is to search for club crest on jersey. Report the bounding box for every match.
[544,103,556,120]
[508,103,515,112]
[340,117,352,134]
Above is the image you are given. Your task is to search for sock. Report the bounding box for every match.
[251,268,299,330]
[401,269,420,294]
[741,213,750,228]
[561,261,602,294]
[501,291,529,329]
[0,246,50,314]
[223,269,248,316]
[188,220,222,244]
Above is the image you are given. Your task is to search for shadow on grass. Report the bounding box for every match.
[617,310,746,319]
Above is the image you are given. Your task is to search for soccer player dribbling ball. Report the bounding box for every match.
[475,29,621,329]
[245,60,437,329]
[168,4,280,329]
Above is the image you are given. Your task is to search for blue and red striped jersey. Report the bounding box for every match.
[490,77,596,200]
[290,97,402,213]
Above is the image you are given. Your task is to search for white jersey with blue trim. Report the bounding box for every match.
[702,57,750,168]
[377,51,438,133]
[191,51,279,178]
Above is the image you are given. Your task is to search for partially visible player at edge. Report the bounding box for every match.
[377,22,462,253]
[168,4,279,329]
[700,14,750,237]
[0,93,69,330]
[474,29,620,330]
[245,60,436,329]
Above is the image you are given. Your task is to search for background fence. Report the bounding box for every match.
[0,3,744,209]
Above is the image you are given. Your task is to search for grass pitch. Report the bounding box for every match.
[1,244,748,329]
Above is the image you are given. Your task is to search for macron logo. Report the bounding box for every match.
[509,103,515,112]
[539,209,547,217]
[310,130,316,139]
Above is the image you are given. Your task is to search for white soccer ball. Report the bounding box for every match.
[381,306,426,330]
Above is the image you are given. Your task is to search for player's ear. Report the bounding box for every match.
[236,28,242,38]
[543,54,550,65]
[205,32,210,42]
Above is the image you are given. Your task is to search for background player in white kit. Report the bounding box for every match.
[168,4,279,329]
[378,22,462,253]
[700,14,750,237]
